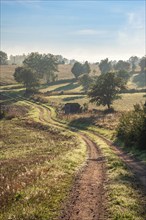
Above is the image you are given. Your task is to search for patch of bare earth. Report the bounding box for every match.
[59,134,107,220]
[95,133,146,190]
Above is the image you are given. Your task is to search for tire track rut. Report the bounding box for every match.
[59,134,107,220]
[28,102,107,219]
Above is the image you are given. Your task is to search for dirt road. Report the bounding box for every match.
[23,100,146,219]
[59,134,107,220]
[93,132,146,190]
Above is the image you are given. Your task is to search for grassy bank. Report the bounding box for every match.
[85,132,146,220]
[0,102,86,220]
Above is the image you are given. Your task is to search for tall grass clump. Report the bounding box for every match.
[116,103,146,150]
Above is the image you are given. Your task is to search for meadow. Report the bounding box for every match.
[0,65,146,219]
[0,101,86,219]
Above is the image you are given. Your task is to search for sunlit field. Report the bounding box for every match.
[46,92,145,111]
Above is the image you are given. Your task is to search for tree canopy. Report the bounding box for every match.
[99,58,112,74]
[116,70,130,84]
[14,67,39,92]
[82,61,91,74]
[129,56,139,72]
[0,51,8,65]
[71,61,91,79]
[114,60,130,72]
[88,72,125,109]
[71,62,83,79]
[139,56,146,73]
[78,74,93,93]
[23,52,58,83]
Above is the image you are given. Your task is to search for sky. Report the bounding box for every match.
[1,0,146,62]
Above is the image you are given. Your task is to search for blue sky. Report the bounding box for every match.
[1,0,145,61]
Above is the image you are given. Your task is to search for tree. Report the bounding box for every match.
[114,60,130,72]
[82,61,91,74]
[78,74,93,93]
[44,54,58,83]
[88,72,125,109]
[23,52,58,83]
[129,56,139,72]
[0,51,8,65]
[139,56,146,73]
[116,103,146,150]
[14,67,39,92]
[116,70,130,84]
[99,58,112,74]
[71,62,83,79]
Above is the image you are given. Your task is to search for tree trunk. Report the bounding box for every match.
[107,103,110,109]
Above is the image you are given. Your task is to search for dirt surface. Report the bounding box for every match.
[24,100,146,218]
[59,134,107,220]
[94,132,146,190]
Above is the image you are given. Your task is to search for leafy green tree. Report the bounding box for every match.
[0,51,8,65]
[23,52,42,77]
[14,67,39,92]
[116,70,130,84]
[129,56,139,72]
[23,52,58,83]
[79,74,93,93]
[88,72,125,109]
[82,61,91,74]
[99,58,112,74]
[71,62,83,79]
[43,54,58,83]
[114,60,130,72]
[139,56,146,73]
[117,103,146,150]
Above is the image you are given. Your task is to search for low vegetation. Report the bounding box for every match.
[116,103,146,151]
[0,54,146,219]
[0,102,86,220]
[86,132,146,220]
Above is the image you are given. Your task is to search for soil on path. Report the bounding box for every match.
[59,134,107,220]
[94,132,146,190]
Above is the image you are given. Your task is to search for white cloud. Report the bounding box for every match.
[116,9,145,56]
[127,12,144,29]
[73,29,107,36]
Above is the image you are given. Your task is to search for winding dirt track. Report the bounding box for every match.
[28,102,107,219]
[94,132,146,189]
[59,134,106,220]
[17,98,146,218]
[26,100,146,190]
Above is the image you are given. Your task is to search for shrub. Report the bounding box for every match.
[116,103,146,150]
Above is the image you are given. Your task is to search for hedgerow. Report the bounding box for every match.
[116,103,146,150]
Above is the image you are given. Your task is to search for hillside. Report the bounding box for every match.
[0,64,145,90]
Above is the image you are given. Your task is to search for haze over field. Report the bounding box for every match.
[1,0,145,62]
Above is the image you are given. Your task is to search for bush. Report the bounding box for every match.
[116,103,146,150]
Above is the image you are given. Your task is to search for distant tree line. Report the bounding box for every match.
[98,56,146,74]
[0,50,77,65]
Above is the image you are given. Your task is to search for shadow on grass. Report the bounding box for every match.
[0,90,26,105]
[53,82,80,92]
[132,73,146,88]
[68,116,95,130]
[0,85,24,91]
[39,78,76,90]
[63,95,85,102]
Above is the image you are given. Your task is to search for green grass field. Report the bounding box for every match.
[46,92,145,111]
[0,101,86,220]
[0,64,146,219]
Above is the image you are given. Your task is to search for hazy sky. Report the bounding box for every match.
[1,0,145,62]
